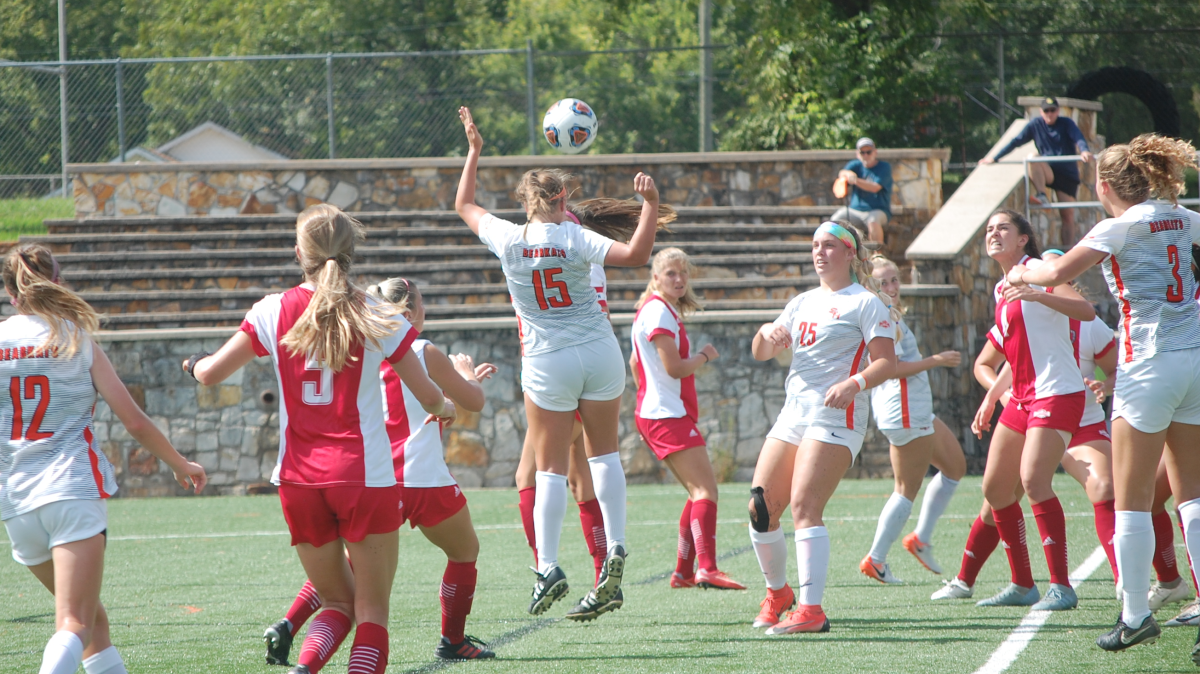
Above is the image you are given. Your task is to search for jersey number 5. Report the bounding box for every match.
[10,375,52,441]
[1167,244,1185,303]
[532,268,573,310]
[302,359,333,406]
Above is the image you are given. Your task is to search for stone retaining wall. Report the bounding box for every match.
[69,149,947,220]
[95,298,961,497]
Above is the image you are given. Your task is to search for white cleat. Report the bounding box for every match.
[1149,578,1193,611]
[931,577,973,600]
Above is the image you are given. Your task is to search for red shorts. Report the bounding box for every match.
[997,392,1086,435]
[1070,420,1111,447]
[278,483,402,547]
[402,485,467,529]
[635,416,705,460]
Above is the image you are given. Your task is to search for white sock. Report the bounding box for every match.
[914,473,960,544]
[795,526,830,607]
[534,471,568,574]
[83,646,128,674]
[588,452,627,550]
[1115,510,1154,628]
[1178,498,1200,598]
[749,525,788,590]
[39,630,83,674]
[869,492,913,563]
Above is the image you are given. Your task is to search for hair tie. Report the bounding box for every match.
[50,256,60,284]
[326,256,338,262]
[553,187,567,201]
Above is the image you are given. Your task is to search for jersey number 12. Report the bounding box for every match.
[532,268,573,310]
[10,375,52,441]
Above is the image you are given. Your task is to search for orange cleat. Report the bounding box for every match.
[859,554,902,584]
[765,605,830,635]
[696,568,747,590]
[752,584,796,628]
[670,571,697,588]
[902,532,944,574]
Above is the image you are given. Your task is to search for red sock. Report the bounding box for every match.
[1031,497,1070,586]
[691,499,719,573]
[285,580,323,636]
[440,560,477,643]
[992,502,1035,588]
[519,487,537,563]
[958,516,1001,586]
[1093,500,1118,583]
[577,499,607,585]
[297,609,352,672]
[347,621,388,674]
[1153,510,1181,583]
[675,500,696,578]
[1181,512,1200,593]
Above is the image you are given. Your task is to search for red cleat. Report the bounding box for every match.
[752,584,796,628]
[670,571,697,588]
[766,605,830,635]
[696,568,747,590]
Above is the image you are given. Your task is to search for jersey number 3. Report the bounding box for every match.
[532,268,573,310]
[1167,244,1185,303]
[10,375,52,441]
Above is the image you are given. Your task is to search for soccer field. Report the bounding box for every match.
[1,477,1194,673]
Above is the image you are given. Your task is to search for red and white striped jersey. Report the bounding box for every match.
[1078,200,1200,363]
[0,316,115,520]
[240,285,418,488]
[1078,317,1117,427]
[380,339,456,489]
[870,317,934,430]
[477,214,614,356]
[987,257,1084,404]
[773,284,894,431]
[632,294,698,422]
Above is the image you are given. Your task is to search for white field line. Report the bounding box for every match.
[971,545,1108,674]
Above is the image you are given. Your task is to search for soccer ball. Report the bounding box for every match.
[543,98,598,154]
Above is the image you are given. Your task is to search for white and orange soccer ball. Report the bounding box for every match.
[542,98,598,154]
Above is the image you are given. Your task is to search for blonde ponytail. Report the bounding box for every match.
[1,244,98,358]
[635,247,703,315]
[280,205,398,372]
[569,197,677,241]
[1098,133,1198,204]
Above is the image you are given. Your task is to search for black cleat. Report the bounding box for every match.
[1096,614,1160,652]
[528,565,569,615]
[565,588,623,622]
[435,635,496,660]
[285,666,310,674]
[594,544,626,604]
[264,619,294,666]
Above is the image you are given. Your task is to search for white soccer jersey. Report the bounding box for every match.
[1078,200,1200,363]
[590,264,609,313]
[240,284,418,488]
[987,256,1084,405]
[1078,317,1117,427]
[632,294,699,421]
[0,316,116,520]
[477,214,614,356]
[870,318,934,430]
[774,284,894,431]
[380,339,456,489]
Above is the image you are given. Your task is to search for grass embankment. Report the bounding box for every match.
[0,197,73,241]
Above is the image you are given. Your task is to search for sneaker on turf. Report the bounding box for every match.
[670,571,696,588]
[1167,597,1200,627]
[286,666,310,674]
[1149,578,1193,611]
[903,533,943,575]
[1030,192,1049,206]
[977,583,1040,607]
[264,619,294,666]
[1032,583,1077,611]
[594,544,626,604]
[753,585,796,628]
[859,555,903,585]
[565,587,623,622]
[765,605,830,635]
[696,568,747,590]
[435,635,495,660]
[1096,613,1160,651]
[528,565,569,615]
[931,577,974,600]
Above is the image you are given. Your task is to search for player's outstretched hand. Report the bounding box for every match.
[700,344,719,363]
[451,353,477,380]
[824,379,859,410]
[459,106,483,153]
[971,396,998,438]
[932,351,962,368]
[634,172,659,203]
[174,461,208,494]
[425,397,458,427]
[474,362,498,381]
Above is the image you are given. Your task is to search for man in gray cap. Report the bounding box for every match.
[832,137,892,245]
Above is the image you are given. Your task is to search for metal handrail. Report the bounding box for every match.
[1023,152,1200,221]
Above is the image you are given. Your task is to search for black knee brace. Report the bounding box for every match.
[750,486,770,532]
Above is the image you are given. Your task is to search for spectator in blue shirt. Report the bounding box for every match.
[980,96,1094,244]
[832,137,893,245]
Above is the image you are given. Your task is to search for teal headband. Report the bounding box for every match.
[1042,248,1065,257]
[815,221,860,283]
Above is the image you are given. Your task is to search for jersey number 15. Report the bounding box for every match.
[532,268,573,310]
[10,375,52,441]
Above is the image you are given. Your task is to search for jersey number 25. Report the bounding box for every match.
[795,322,818,347]
[532,268,573,310]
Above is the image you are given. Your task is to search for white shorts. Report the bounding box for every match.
[767,412,865,460]
[521,334,626,412]
[880,421,936,448]
[5,499,107,566]
[831,207,889,227]
[1113,346,1200,433]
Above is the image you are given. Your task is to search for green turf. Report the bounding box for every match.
[0,197,71,240]
[1,478,1194,673]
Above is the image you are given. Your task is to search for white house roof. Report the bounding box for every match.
[154,121,289,162]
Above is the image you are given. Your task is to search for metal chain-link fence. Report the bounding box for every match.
[0,45,737,198]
